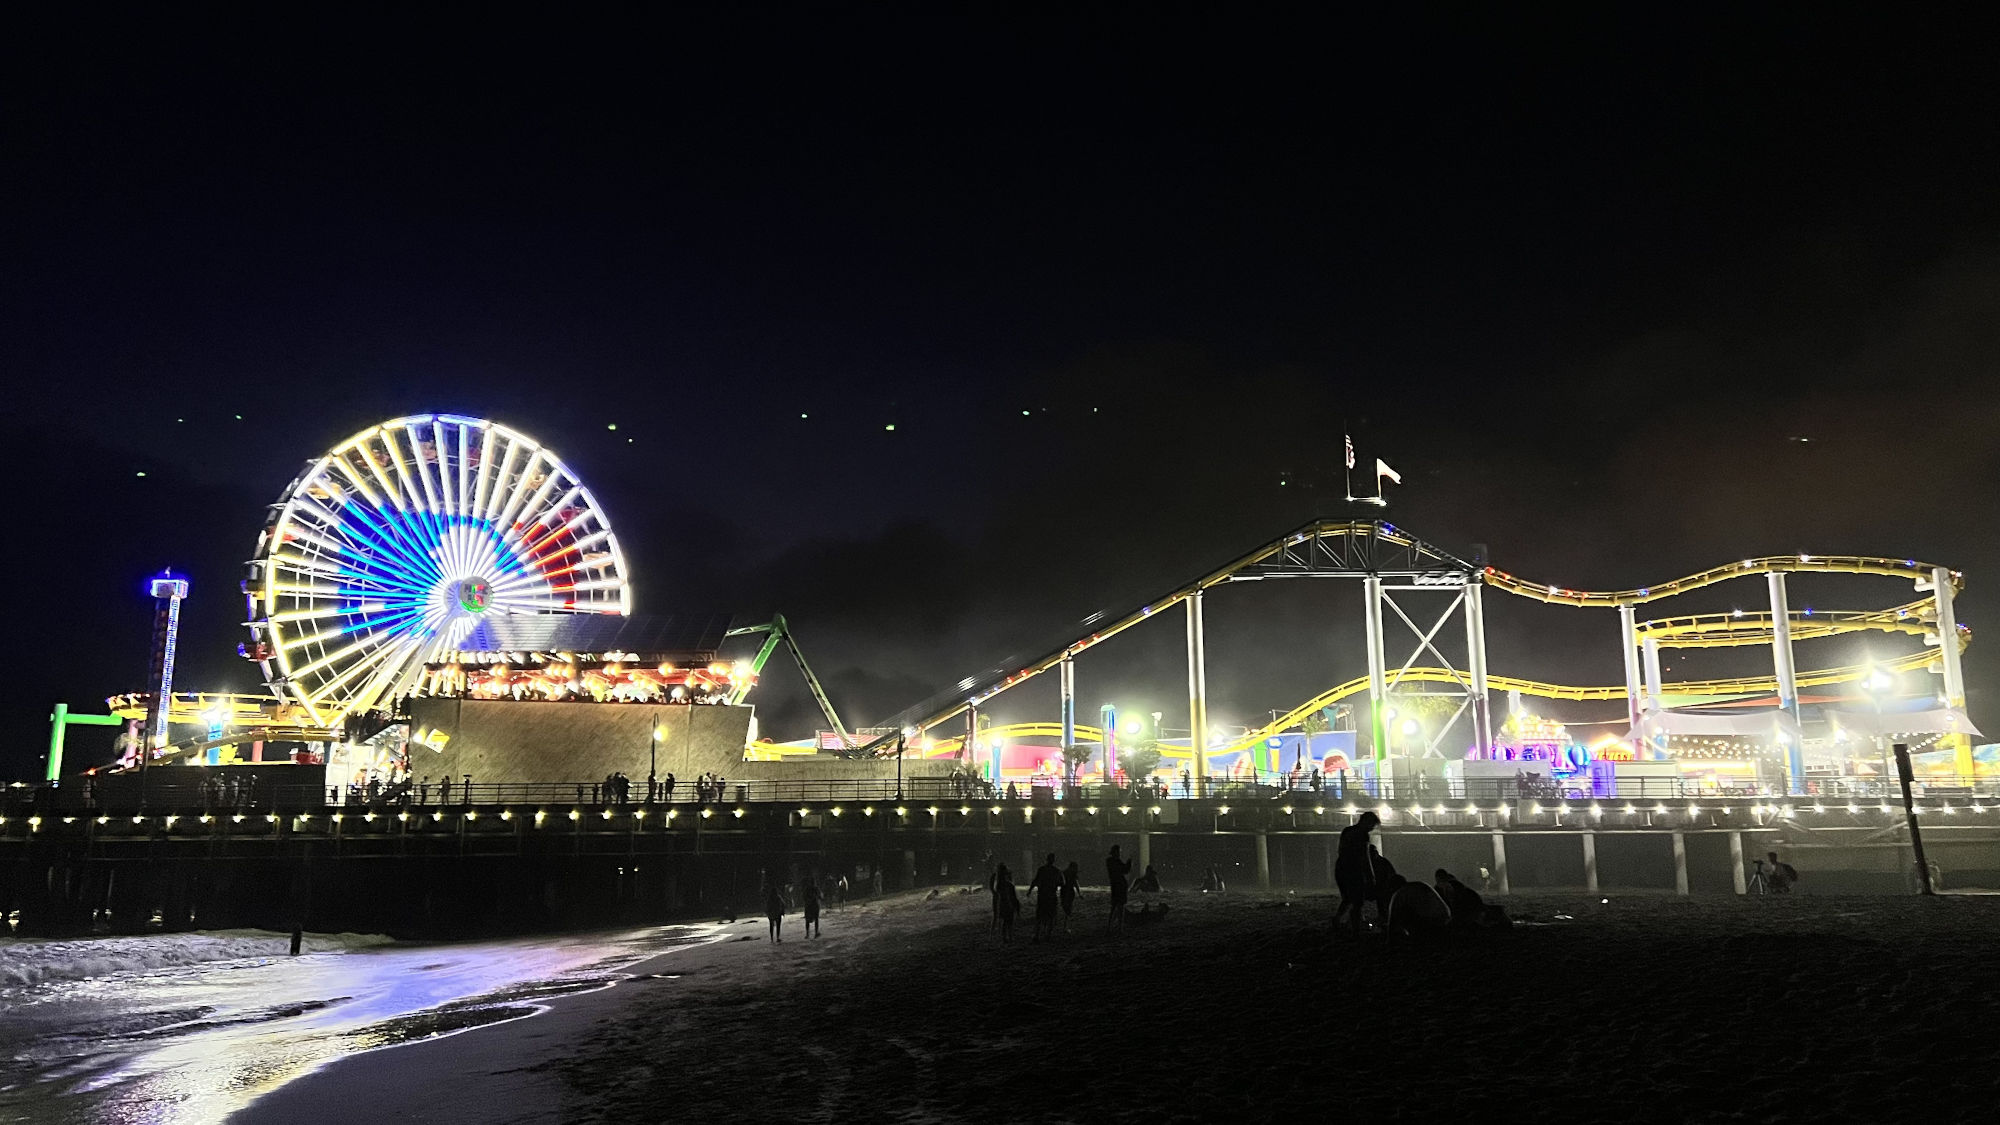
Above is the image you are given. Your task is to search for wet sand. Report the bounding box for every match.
[240,888,2000,1124]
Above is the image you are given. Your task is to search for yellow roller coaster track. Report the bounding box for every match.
[886,521,1968,751]
[1484,552,1961,607]
[928,644,1950,764]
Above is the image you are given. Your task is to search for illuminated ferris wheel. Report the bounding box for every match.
[244,414,631,723]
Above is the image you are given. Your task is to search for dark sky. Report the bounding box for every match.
[6,6,1998,775]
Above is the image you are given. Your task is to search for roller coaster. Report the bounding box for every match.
[870,520,1974,789]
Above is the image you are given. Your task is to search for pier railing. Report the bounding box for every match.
[7,773,1994,814]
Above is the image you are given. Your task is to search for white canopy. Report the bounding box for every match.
[1626,706,1801,743]
[1827,708,1984,738]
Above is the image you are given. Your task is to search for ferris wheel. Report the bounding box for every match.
[244,413,631,724]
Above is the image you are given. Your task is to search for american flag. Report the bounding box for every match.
[1344,433,1355,469]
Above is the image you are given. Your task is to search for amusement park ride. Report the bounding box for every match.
[52,414,1985,799]
[872,521,1981,796]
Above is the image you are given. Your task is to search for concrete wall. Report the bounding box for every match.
[406,698,953,786]
[410,698,755,784]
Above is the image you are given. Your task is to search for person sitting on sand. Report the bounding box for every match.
[765,882,788,943]
[993,864,1021,942]
[1434,868,1483,925]
[1765,851,1797,893]
[1134,865,1162,893]
[1334,811,1381,937]
[1106,845,1132,930]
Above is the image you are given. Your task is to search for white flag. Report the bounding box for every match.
[1344,434,1355,470]
[1376,458,1402,486]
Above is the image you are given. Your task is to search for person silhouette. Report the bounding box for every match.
[993,864,1021,942]
[1105,845,1132,930]
[1029,853,1063,942]
[765,882,787,943]
[1334,810,1382,937]
[802,877,822,937]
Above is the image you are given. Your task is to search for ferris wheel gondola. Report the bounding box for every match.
[243,414,630,724]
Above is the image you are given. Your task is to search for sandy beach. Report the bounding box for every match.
[232,885,2000,1125]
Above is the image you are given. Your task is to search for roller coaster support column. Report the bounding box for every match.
[1766,572,1805,794]
[1618,604,1644,757]
[1363,576,1388,764]
[1464,581,1493,755]
[964,707,979,781]
[1185,589,1210,787]
[1059,656,1076,765]
[1641,635,1667,761]
[1931,567,1972,777]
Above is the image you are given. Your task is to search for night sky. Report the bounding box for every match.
[6,7,1997,776]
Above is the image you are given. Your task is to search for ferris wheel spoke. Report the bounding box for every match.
[302,628,425,708]
[494,447,546,533]
[482,433,522,525]
[402,422,445,515]
[470,426,497,521]
[327,452,384,509]
[380,425,435,520]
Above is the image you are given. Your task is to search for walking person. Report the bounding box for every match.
[765,880,788,943]
[993,864,1021,943]
[438,775,452,805]
[802,878,822,938]
[1028,853,1064,942]
[1060,861,1080,932]
[663,772,676,802]
[1105,845,1132,931]
[1334,810,1382,937]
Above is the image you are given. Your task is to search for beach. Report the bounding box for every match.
[233,886,2000,1124]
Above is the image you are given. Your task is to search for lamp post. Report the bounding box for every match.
[649,722,665,803]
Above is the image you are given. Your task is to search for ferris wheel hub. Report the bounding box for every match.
[455,577,491,613]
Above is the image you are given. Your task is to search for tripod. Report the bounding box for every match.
[1747,859,1770,895]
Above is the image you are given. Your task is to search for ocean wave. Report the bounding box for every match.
[0,930,394,988]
